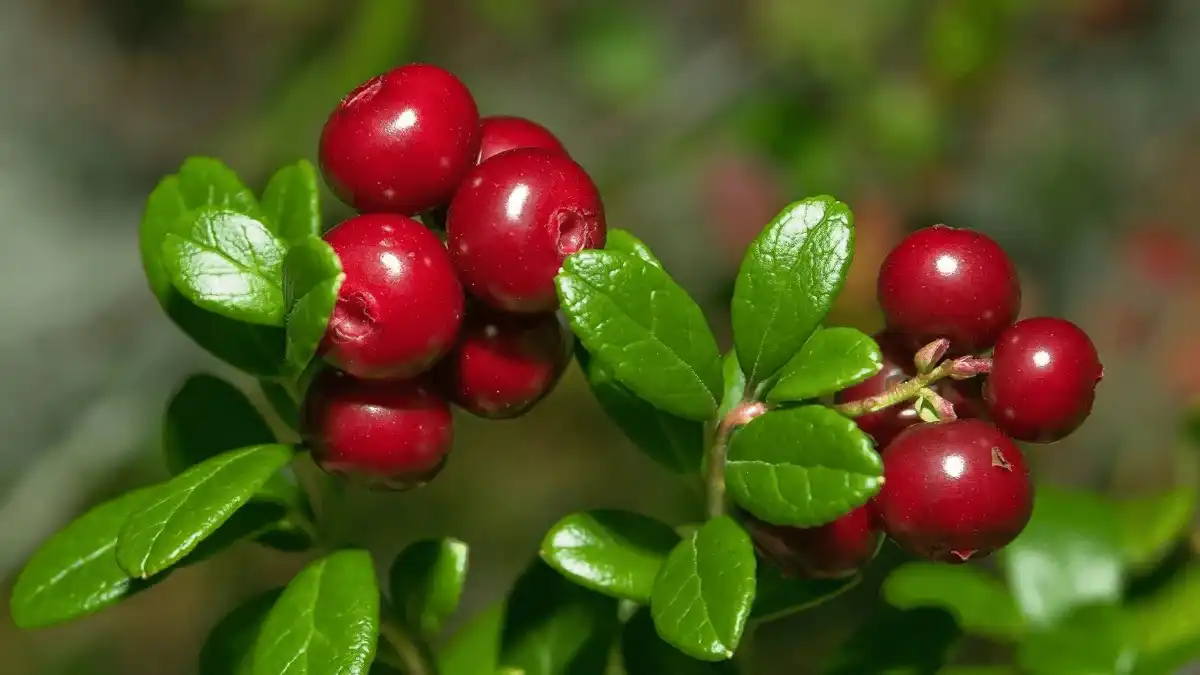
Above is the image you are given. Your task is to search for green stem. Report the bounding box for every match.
[379,612,439,675]
[832,358,962,418]
[707,401,768,519]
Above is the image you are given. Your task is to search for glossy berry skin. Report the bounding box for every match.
[447,148,606,312]
[984,317,1103,443]
[319,64,481,215]
[744,507,882,580]
[872,419,1033,563]
[877,225,1021,353]
[301,368,453,490]
[477,115,568,164]
[321,214,464,379]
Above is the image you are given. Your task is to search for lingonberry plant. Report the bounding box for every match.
[8,62,1114,674]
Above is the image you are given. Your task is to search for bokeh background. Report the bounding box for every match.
[2,0,1200,672]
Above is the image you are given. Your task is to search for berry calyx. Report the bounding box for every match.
[301,368,454,490]
[321,214,464,379]
[477,115,568,164]
[434,305,574,419]
[877,225,1021,353]
[319,64,481,215]
[872,419,1033,563]
[447,148,607,312]
[743,507,882,579]
[984,317,1103,443]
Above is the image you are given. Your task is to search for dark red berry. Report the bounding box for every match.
[877,225,1021,353]
[477,115,568,164]
[319,64,480,215]
[434,306,573,419]
[321,214,464,379]
[446,148,606,312]
[301,368,453,490]
[744,507,882,579]
[872,419,1033,563]
[984,317,1103,443]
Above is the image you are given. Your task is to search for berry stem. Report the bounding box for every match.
[833,356,991,418]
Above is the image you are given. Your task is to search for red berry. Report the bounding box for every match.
[872,420,1033,563]
[447,148,606,312]
[744,507,882,579]
[301,368,453,490]
[434,306,573,419]
[321,214,464,379]
[984,317,1103,443]
[477,115,568,164]
[319,64,480,215]
[877,225,1021,353]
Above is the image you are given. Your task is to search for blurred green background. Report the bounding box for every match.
[2,0,1200,672]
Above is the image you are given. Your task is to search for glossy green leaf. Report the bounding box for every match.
[499,558,620,675]
[1128,564,1200,657]
[1118,488,1197,568]
[200,588,284,675]
[605,229,661,267]
[884,563,1025,641]
[163,374,275,472]
[716,351,746,420]
[161,208,288,326]
[726,406,882,527]
[541,510,680,603]
[117,444,295,578]
[557,250,723,421]
[766,327,881,403]
[822,607,961,675]
[1016,604,1135,675]
[389,537,469,639]
[623,607,736,675]
[252,549,380,675]
[750,563,859,623]
[9,488,157,629]
[438,603,504,675]
[262,160,321,245]
[731,196,854,386]
[650,516,756,661]
[284,237,345,375]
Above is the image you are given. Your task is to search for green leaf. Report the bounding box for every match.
[557,250,723,421]
[822,607,961,675]
[117,444,295,578]
[252,549,380,675]
[1118,488,1197,568]
[623,607,736,675]
[650,516,756,661]
[10,487,157,629]
[765,327,882,403]
[389,537,469,639]
[1016,604,1135,675]
[716,351,747,420]
[884,563,1025,641]
[499,558,621,675]
[259,379,300,431]
[732,196,855,386]
[439,603,504,675]
[284,237,345,375]
[163,374,276,473]
[1128,564,1200,657]
[750,563,859,623]
[541,510,681,603]
[605,229,661,267]
[726,406,882,527]
[161,208,288,326]
[200,588,284,675]
[262,160,321,245]
[1001,487,1124,627]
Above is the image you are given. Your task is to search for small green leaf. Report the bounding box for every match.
[605,229,661,267]
[117,444,295,578]
[284,237,345,375]
[717,351,747,420]
[389,538,469,639]
[884,562,1026,641]
[10,488,157,629]
[750,563,859,623]
[439,603,504,675]
[557,250,723,421]
[162,208,288,326]
[262,160,321,245]
[623,607,736,674]
[1129,564,1200,657]
[765,327,882,403]
[252,549,380,675]
[650,516,756,661]
[732,196,855,386]
[541,510,681,603]
[1016,604,1134,675]
[1118,488,1197,568]
[726,406,882,527]
[822,607,961,675]
[499,558,621,675]
[200,588,284,675]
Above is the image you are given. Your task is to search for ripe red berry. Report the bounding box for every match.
[984,317,1103,443]
[744,507,882,579]
[434,306,573,419]
[477,115,568,164]
[301,368,453,490]
[872,419,1033,563]
[447,148,606,312]
[877,225,1021,353]
[319,64,480,215]
[321,214,464,379]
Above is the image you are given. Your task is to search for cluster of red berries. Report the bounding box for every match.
[301,64,607,489]
[749,225,1103,576]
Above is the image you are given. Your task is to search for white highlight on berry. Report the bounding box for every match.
[1033,350,1051,367]
[506,184,531,219]
[935,254,959,276]
[942,454,966,479]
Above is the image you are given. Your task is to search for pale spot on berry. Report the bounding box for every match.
[991,447,1012,471]
[484,324,499,339]
[950,549,976,562]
